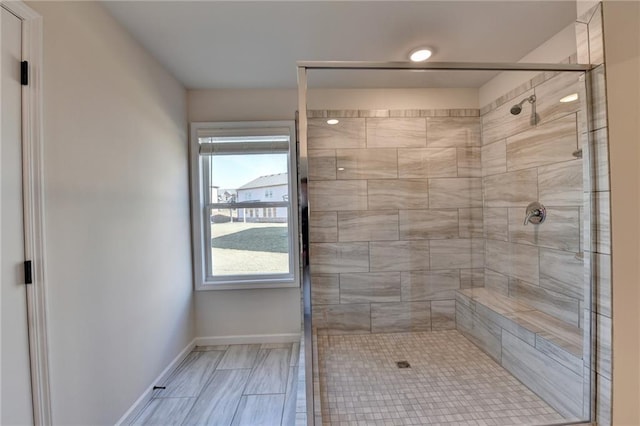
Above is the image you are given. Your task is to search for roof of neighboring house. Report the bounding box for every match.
[237,173,288,190]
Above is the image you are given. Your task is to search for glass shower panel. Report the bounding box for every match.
[302,67,593,426]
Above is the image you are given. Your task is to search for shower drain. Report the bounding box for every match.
[396,360,410,368]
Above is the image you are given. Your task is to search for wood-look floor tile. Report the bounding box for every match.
[133,397,195,425]
[217,345,261,370]
[244,348,290,394]
[193,345,229,352]
[282,366,299,426]
[158,351,223,397]
[231,394,285,426]
[182,369,251,426]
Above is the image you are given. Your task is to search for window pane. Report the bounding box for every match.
[209,208,290,276]
[208,153,288,203]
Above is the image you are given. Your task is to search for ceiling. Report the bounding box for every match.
[102,1,577,89]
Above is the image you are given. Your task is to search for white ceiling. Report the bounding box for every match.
[102,1,577,89]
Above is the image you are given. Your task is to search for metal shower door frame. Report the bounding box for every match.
[296,61,594,426]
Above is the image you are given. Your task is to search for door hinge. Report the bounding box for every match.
[21,61,28,86]
[24,261,33,285]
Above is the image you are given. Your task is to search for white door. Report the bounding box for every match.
[1,7,34,425]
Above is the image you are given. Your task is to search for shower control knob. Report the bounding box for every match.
[523,202,546,225]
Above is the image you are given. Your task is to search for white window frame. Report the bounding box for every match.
[190,121,299,291]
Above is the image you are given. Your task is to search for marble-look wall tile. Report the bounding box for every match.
[596,313,611,380]
[506,115,578,171]
[389,109,421,118]
[311,274,340,305]
[508,206,580,252]
[593,191,611,254]
[337,210,399,242]
[369,241,430,272]
[588,5,604,65]
[594,252,611,317]
[339,272,401,303]
[501,330,584,419]
[397,148,457,178]
[539,248,584,300]
[534,74,582,125]
[309,212,337,243]
[429,178,482,208]
[309,242,369,274]
[458,208,483,239]
[400,269,460,301]
[482,89,536,144]
[426,117,481,148]
[430,239,484,270]
[456,302,502,362]
[589,65,607,131]
[366,118,426,148]
[308,118,365,149]
[457,147,482,177]
[460,268,484,289]
[483,208,509,241]
[308,149,336,181]
[485,240,539,284]
[399,209,459,240]
[308,180,367,212]
[326,110,359,118]
[431,300,456,330]
[484,268,509,295]
[538,160,583,206]
[336,148,398,180]
[483,169,538,207]
[596,372,612,426]
[534,334,583,375]
[367,179,429,210]
[509,278,580,327]
[312,304,371,335]
[359,109,389,118]
[586,128,610,192]
[481,140,507,176]
[575,22,590,64]
[371,302,431,333]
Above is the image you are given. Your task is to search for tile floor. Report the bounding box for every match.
[131,342,305,426]
[317,330,579,426]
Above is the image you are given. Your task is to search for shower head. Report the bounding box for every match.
[510,95,536,115]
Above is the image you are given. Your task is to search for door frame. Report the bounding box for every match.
[0,2,50,424]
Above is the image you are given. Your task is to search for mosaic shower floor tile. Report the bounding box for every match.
[317,330,577,426]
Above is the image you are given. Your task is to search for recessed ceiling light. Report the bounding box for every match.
[327,119,339,125]
[337,167,345,171]
[560,93,579,103]
[409,47,433,62]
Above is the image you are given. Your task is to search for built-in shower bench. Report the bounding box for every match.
[456,288,587,419]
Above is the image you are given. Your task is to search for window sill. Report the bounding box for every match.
[195,279,299,291]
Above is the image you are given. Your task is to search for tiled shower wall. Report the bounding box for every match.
[480,71,586,328]
[308,111,484,334]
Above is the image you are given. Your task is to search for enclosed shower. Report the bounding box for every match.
[296,37,611,425]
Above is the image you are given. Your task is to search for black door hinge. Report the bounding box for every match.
[21,61,28,86]
[24,261,33,285]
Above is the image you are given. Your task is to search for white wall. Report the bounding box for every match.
[188,87,477,339]
[603,1,640,423]
[28,2,193,424]
[479,23,578,107]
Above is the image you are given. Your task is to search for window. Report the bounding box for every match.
[190,121,299,290]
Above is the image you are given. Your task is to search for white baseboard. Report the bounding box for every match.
[115,338,196,425]
[195,333,300,346]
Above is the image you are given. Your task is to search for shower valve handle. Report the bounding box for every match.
[523,202,546,225]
